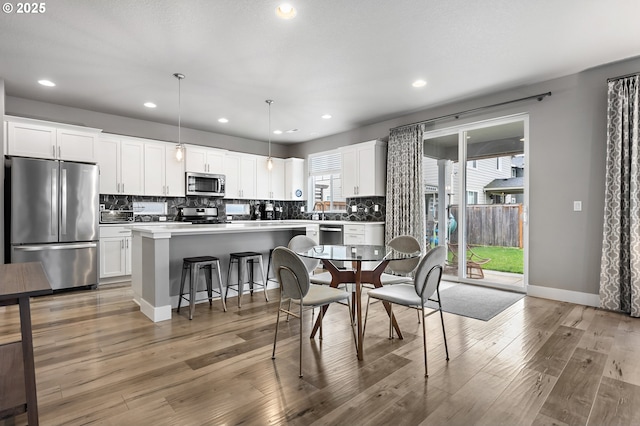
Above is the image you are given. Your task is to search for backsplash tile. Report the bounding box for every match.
[99,195,386,222]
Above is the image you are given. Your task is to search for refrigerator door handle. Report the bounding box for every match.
[61,168,67,236]
[13,242,98,251]
[51,167,58,236]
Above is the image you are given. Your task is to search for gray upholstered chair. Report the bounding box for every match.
[287,235,333,285]
[378,235,422,285]
[363,245,449,377]
[271,246,353,377]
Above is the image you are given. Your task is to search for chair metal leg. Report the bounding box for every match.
[421,305,428,377]
[257,256,268,301]
[177,263,187,313]
[388,303,394,340]
[299,300,304,378]
[215,261,227,312]
[189,265,197,320]
[237,258,244,307]
[272,296,283,360]
[437,294,449,361]
[204,266,213,307]
[363,295,373,339]
[224,259,233,304]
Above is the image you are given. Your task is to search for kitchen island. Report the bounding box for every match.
[131,222,307,322]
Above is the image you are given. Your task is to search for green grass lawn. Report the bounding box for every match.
[448,245,524,274]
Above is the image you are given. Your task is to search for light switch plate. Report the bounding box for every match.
[351,205,357,213]
[573,201,582,211]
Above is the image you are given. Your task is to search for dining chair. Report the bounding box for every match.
[363,245,449,377]
[287,235,333,285]
[271,246,354,377]
[379,235,421,285]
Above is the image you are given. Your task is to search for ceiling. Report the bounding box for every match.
[1,0,639,145]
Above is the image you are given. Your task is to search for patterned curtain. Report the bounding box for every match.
[385,125,424,249]
[600,74,640,317]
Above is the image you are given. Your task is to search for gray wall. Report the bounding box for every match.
[291,56,640,297]
[5,96,289,158]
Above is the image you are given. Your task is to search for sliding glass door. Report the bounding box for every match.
[423,115,527,290]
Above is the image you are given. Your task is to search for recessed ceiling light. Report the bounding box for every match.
[276,3,297,19]
[412,79,427,88]
[321,114,332,119]
[285,129,299,133]
[273,130,283,135]
[218,118,229,123]
[520,137,525,142]
[38,79,56,87]
[144,102,157,108]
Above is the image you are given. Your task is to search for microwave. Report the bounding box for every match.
[186,172,225,197]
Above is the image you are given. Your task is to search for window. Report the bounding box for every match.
[496,157,501,170]
[308,150,345,212]
[466,191,478,205]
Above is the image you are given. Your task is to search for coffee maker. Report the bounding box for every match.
[261,202,275,220]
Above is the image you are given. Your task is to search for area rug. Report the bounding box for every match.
[425,283,524,321]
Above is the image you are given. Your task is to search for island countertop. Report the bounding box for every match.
[131,221,309,236]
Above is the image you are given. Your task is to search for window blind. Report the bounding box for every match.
[309,150,341,176]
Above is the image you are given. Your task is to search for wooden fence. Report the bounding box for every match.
[449,204,523,248]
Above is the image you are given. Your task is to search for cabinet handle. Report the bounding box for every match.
[166,185,169,194]
[122,183,125,192]
[58,146,61,158]
[52,146,56,157]
[117,183,120,193]
[121,240,124,249]
[126,239,129,249]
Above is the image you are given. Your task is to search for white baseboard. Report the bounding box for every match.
[139,297,172,322]
[527,284,599,307]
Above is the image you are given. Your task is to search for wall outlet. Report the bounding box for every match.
[351,205,357,213]
[100,204,105,211]
[300,206,305,213]
[573,201,582,211]
[373,204,379,212]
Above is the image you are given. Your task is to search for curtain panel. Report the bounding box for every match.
[385,125,424,249]
[600,74,640,317]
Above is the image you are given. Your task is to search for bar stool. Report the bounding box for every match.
[225,251,268,307]
[266,248,277,283]
[178,256,227,320]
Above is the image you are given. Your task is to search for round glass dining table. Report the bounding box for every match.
[296,244,421,360]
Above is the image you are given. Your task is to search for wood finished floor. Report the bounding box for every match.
[1,282,640,425]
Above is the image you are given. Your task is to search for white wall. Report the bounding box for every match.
[290,55,640,298]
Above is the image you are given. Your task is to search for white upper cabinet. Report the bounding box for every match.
[284,157,305,200]
[143,141,185,197]
[97,135,144,195]
[256,156,285,200]
[341,140,387,197]
[6,117,99,163]
[223,152,257,199]
[185,144,226,174]
[164,144,186,197]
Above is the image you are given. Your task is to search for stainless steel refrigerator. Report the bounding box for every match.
[5,157,99,290]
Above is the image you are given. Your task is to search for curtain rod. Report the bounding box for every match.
[390,92,552,132]
[607,72,640,82]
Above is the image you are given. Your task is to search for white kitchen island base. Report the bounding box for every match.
[131,223,307,322]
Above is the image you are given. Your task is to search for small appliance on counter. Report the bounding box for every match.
[100,210,134,224]
[261,203,275,220]
[177,207,225,224]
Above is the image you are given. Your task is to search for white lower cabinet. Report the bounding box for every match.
[99,226,132,279]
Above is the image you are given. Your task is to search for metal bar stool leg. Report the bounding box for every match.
[214,260,227,312]
[177,261,188,313]
[257,255,268,301]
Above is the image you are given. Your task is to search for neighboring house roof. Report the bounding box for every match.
[484,177,524,193]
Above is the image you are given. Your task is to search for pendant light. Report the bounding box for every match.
[266,99,274,170]
[174,73,185,161]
